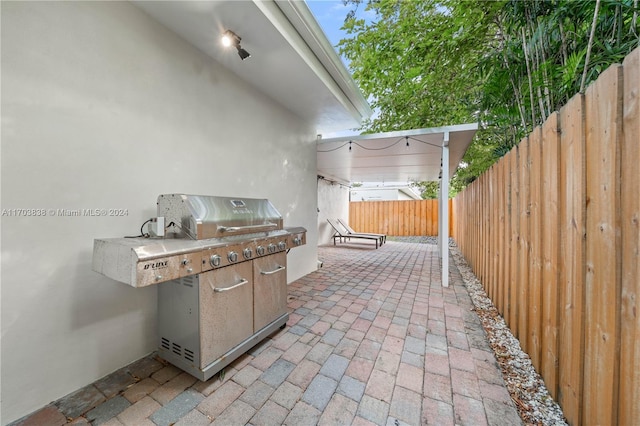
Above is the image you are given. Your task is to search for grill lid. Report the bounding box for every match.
[157,194,284,240]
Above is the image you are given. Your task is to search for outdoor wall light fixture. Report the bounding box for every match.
[222,30,250,60]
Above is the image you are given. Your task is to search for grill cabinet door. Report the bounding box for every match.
[158,276,200,368]
[198,261,253,368]
[253,252,287,331]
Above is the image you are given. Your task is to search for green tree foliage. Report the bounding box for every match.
[339,0,639,195]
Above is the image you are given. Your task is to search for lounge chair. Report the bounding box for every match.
[327,219,382,249]
[337,218,386,245]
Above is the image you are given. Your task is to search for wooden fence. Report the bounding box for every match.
[452,48,639,426]
[349,199,453,236]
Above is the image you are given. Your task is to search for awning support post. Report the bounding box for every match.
[439,132,450,288]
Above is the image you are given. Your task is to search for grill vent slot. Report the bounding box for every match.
[161,337,170,351]
[184,348,195,362]
[161,337,195,363]
[182,276,195,287]
[172,342,182,355]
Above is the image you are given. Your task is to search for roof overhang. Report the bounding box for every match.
[317,123,478,184]
[132,0,372,133]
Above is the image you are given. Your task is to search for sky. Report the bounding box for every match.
[306,1,379,140]
[306,1,353,47]
[307,1,404,187]
[306,1,376,62]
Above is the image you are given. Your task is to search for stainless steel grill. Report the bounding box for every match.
[92,194,306,380]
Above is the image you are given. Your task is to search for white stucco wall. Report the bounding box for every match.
[1,2,318,423]
[317,178,350,245]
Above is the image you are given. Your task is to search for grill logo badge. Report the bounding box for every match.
[144,261,168,270]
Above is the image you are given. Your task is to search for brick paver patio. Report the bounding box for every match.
[11,241,522,426]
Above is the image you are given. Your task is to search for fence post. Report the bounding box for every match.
[440,133,450,287]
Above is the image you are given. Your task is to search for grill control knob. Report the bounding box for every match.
[243,248,253,259]
[267,243,276,254]
[256,246,265,256]
[228,251,238,263]
[293,237,302,246]
[209,254,221,267]
[278,241,287,251]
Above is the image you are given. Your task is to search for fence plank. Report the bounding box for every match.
[495,160,502,312]
[358,202,366,232]
[425,200,432,236]
[503,156,510,318]
[501,151,511,322]
[517,137,530,346]
[404,201,410,235]
[379,202,384,234]
[395,201,402,235]
[509,145,519,331]
[430,200,435,236]
[619,48,640,426]
[401,201,409,235]
[483,172,490,285]
[541,112,560,399]
[476,176,483,280]
[410,201,416,235]
[557,93,586,426]
[349,202,357,231]
[504,153,512,319]
[529,126,543,370]
[465,185,472,267]
[492,168,498,305]
[475,178,480,273]
[435,199,441,237]
[393,201,400,235]
[436,199,439,236]
[411,201,417,234]
[452,198,457,241]
[359,202,366,232]
[477,175,484,281]
[493,157,506,314]
[420,200,425,236]
[584,64,623,426]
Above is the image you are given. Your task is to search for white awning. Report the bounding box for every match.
[316,123,478,184]
[317,123,479,287]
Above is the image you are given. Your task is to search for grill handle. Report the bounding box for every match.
[211,278,249,293]
[218,223,278,234]
[260,265,286,275]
